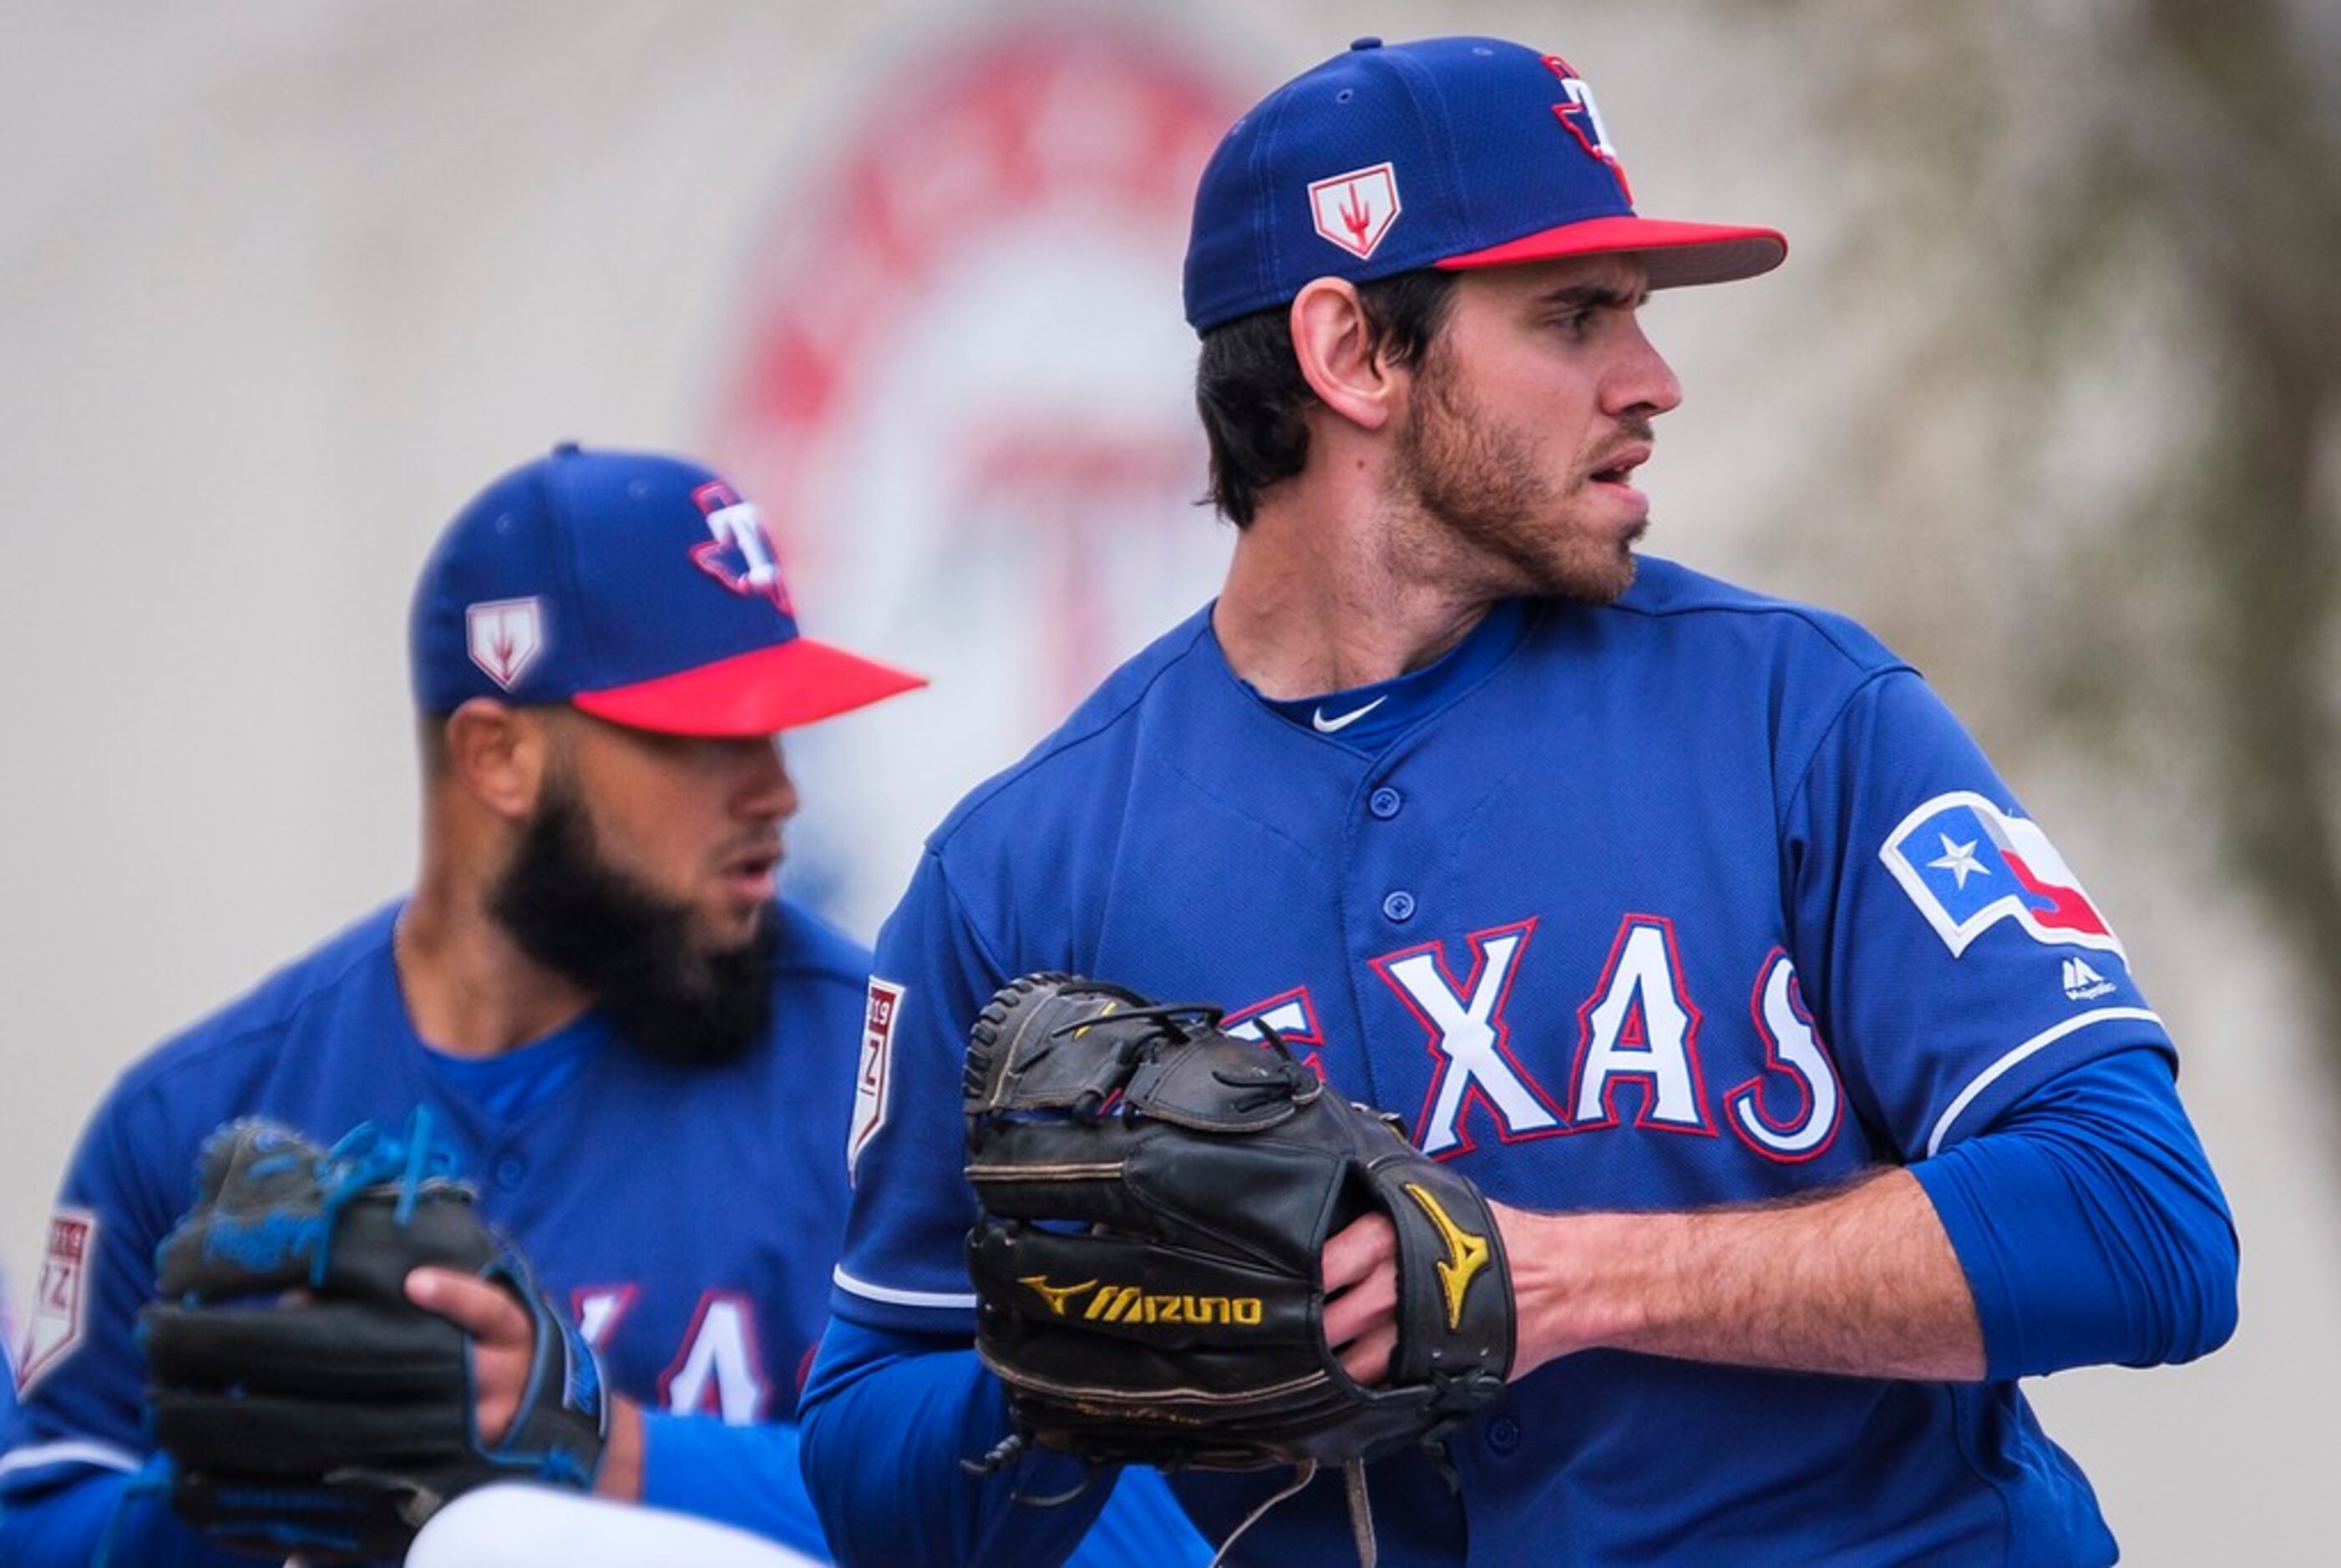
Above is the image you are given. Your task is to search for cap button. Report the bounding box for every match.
[1350,36,1382,50]
[552,440,580,457]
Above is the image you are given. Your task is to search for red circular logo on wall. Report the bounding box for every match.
[707,23,1244,931]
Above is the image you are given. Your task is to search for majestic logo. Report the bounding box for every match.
[1019,1273,1264,1326]
[1311,695,1386,735]
[847,979,905,1182]
[466,597,545,690]
[1309,162,1402,260]
[1401,1182,1492,1331]
[2063,957,2116,1002]
[689,480,793,613]
[1542,54,1632,201]
[1881,792,2125,958]
[18,1211,96,1390]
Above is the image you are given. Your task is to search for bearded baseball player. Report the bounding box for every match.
[798,35,2240,1566]
[0,446,1204,1566]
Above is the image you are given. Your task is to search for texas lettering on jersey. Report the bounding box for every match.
[575,1284,778,1424]
[1244,913,1845,1163]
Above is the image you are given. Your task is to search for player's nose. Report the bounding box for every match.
[735,736,800,823]
[1607,320,1683,418]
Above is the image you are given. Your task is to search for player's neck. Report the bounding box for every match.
[395,880,595,1059]
[1217,488,1496,700]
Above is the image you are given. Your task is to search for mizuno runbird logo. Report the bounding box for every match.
[1018,1274,1098,1316]
[1403,1182,1492,1331]
[1018,1273,1264,1326]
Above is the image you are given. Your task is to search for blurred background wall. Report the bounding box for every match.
[3,0,2333,1557]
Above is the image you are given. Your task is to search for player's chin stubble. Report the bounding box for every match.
[1392,348,1641,606]
[490,779,776,1066]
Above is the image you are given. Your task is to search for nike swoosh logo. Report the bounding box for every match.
[1311,696,1386,734]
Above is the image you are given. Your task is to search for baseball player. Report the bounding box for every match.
[799,36,2240,1565]
[0,445,1205,1566]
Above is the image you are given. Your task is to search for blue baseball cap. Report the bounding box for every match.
[410,443,926,736]
[1183,36,1787,331]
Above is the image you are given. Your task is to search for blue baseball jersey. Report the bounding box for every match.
[1,898,862,1558]
[831,559,2173,1563]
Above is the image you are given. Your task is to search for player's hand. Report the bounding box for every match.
[1321,1211,1400,1386]
[407,1265,648,1500]
[406,1266,534,1444]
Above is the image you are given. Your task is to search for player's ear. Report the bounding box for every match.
[440,698,549,821]
[1290,278,1398,433]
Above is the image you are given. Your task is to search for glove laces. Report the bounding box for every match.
[307,1107,462,1287]
[1208,1459,1380,1568]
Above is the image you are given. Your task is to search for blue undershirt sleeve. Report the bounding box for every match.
[639,1413,829,1560]
[798,1317,1116,1568]
[1913,1047,2238,1380]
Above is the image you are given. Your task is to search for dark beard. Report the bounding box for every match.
[1394,341,1643,607]
[490,781,775,1066]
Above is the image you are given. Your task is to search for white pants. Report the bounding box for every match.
[398,1485,823,1568]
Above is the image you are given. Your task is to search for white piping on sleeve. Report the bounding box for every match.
[1924,1007,2163,1157]
[0,1437,143,1479]
[831,1264,979,1312]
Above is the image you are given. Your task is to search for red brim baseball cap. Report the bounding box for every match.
[574,637,928,737]
[1183,36,1786,331]
[412,444,928,736]
[1437,215,1786,291]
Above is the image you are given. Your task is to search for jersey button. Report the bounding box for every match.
[1381,890,1416,923]
[1368,787,1403,819]
[1487,1414,1523,1454]
[493,1154,527,1191]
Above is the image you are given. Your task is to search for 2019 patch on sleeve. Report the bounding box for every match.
[18,1209,97,1391]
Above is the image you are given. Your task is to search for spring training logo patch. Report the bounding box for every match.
[467,597,545,690]
[1309,162,1401,260]
[1880,792,2125,959]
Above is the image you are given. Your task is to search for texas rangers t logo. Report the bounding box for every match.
[1542,54,1632,201]
[1881,791,2125,958]
[690,480,793,613]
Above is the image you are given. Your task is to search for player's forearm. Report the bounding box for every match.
[592,1396,644,1500]
[1499,1169,1985,1383]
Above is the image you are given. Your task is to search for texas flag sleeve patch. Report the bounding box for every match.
[1880,791,2126,959]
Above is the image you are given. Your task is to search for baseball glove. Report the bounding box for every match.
[139,1111,606,1560]
[962,973,1514,1483]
